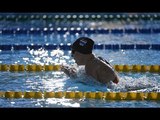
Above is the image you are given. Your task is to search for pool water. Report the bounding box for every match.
[0,13,160,108]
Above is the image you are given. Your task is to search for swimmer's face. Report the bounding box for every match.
[71,50,83,65]
[71,49,75,57]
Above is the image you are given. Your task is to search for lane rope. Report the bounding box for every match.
[0,44,160,51]
[0,64,160,72]
[0,91,159,100]
[1,27,160,34]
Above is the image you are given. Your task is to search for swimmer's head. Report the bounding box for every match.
[71,37,94,55]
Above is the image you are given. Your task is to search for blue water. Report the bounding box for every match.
[0,13,160,108]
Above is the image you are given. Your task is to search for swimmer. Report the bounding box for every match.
[61,37,119,84]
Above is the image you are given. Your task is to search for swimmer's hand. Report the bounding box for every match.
[60,65,77,78]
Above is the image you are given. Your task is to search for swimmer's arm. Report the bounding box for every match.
[96,66,113,84]
[94,66,106,84]
[96,71,107,84]
[113,71,119,84]
[97,66,119,84]
[60,65,77,78]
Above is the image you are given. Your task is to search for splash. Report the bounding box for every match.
[25,47,72,66]
[110,73,160,92]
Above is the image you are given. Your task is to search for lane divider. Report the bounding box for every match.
[0,64,160,72]
[1,14,160,21]
[0,91,160,100]
[0,44,160,51]
[1,28,160,34]
[0,64,60,71]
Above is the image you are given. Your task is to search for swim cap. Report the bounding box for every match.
[71,37,94,54]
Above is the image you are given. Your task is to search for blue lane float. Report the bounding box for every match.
[13,45,28,50]
[111,29,124,34]
[138,28,152,34]
[121,44,135,49]
[0,45,12,50]
[43,44,58,50]
[136,44,151,49]
[152,28,160,33]
[1,44,160,51]
[151,44,160,50]
[125,29,138,34]
[27,45,43,50]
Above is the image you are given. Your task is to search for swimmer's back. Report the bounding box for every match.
[86,56,119,84]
